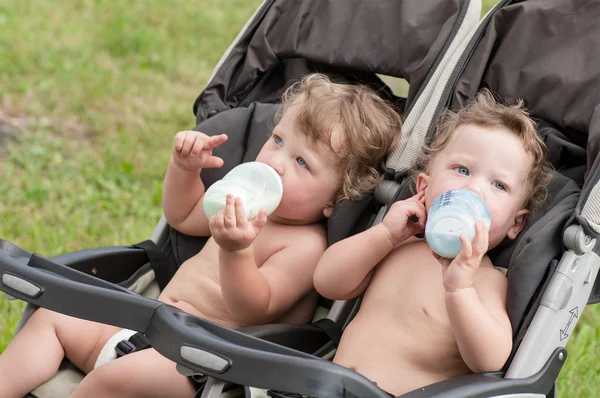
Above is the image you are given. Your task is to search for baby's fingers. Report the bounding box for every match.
[180,132,197,157]
[190,135,206,157]
[173,131,187,152]
[404,200,427,229]
[414,190,426,204]
[201,155,224,169]
[204,134,228,150]
[251,209,268,231]
[472,221,489,258]
[210,207,226,231]
[234,197,247,226]
[414,202,427,228]
[432,251,451,268]
[458,234,473,260]
[223,195,237,228]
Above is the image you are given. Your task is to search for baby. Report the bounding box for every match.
[314,90,554,396]
[0,74,401,398]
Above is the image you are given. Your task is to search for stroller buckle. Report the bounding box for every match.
[115,340,137,358]
[115,332,152,358]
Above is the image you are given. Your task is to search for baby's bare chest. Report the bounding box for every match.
[251,222,293,264]
[194,222,292,272]
[365,241,449,322]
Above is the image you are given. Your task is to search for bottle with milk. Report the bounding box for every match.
[425,189,491,258]
[203,162,283,221]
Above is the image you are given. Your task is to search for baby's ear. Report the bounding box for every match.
[416,173,429,194]
[507,209,529,240]
[323,206,333,218]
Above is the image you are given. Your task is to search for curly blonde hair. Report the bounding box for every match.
[278,73,402,204]
[413,89,554,211]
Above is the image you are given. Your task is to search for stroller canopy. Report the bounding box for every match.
[193,0,469,121]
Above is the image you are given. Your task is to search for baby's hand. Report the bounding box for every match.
[436,221,489,292]
[209,195,267,252]
[381,191,426,246]
[172,131,228,171]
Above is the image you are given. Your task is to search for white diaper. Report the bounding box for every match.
[94,328,137,369]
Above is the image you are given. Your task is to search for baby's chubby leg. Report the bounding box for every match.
[0,307,119,398]
[71,348,197,398]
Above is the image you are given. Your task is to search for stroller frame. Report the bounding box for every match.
[2,0,600,397]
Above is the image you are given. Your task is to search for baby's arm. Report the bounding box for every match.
[314,192,427,300]
[440,222,513,373]
[313,223,394,300]
[162,131,227,236]
[212,196,325,326]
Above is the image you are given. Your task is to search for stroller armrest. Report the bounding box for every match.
[0,237,150,284]
[0,241,380,397]
[0,250,160,332]
[400,348,565,398]
[51,246,150,283]
[147,305,391,398]
[239,323,333,355]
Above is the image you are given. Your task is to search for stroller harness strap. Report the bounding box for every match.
[116,332,152,358]
[311,318,342,347]
[133,239,173,290]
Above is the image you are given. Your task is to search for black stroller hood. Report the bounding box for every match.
[193,0,467,122]
[450,0,598,190]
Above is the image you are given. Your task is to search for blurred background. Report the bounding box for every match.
[0,0,597,396]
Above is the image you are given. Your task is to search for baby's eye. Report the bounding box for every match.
[492,181,506,191]
[273,135,282,145]
[296,157,308,168]
[454,166,469,175]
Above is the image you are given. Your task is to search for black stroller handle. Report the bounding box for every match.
[0,251,160,331]
[145,304,391,398]
[0,249,389,397]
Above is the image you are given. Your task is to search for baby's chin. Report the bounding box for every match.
[488,230,511,250]
[269,208,325,226]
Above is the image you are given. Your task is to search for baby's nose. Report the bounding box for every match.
[464,183,484,198]
[268,158,285,175]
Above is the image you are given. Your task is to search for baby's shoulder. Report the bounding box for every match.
[473,255,508,287]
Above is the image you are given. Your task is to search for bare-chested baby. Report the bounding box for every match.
[0,74,401,398]
[314,90,554,396]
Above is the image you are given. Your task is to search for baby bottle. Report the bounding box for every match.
[424,189,491,258]
[203,162,283,221]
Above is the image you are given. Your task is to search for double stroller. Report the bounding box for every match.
[1,0,600,396]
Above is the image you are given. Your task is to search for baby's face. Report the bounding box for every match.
[418,124,531,249]
[255,108,342,225]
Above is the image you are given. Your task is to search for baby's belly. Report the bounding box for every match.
[157,241,240,329]
[335,311,468,396]
[334,242,471,395]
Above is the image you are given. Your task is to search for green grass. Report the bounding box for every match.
[0,0,261,357]
[0,0,598,396]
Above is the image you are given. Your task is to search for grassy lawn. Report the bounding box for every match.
[0,0,261,346]
[0,0,598,396]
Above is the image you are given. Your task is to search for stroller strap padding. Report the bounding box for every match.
[385,0,481,174]
[580,182,600,234]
